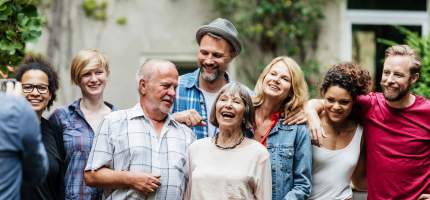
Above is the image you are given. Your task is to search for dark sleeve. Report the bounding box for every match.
[284,125,312,200]
[48,108,65,131]
[51,121,66,200]
[19,98,48,184]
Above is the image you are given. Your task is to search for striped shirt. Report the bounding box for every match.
[85,104,196,200]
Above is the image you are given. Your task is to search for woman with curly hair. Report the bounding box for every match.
[15,54,66,200]
[306,62,372,200]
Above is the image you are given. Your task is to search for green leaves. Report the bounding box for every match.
[214,0,326,96]
[0,0,43,77]
[82,0,108,21]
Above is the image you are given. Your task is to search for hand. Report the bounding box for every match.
[283,108,307,125]
[307,113,327,147]
[418,194,430,200]
[173,109,206,127]
[128,172,161,196]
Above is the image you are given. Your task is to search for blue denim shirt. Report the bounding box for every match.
[0,94,48,200]
[267,120,312,200]
[49,99,115,200]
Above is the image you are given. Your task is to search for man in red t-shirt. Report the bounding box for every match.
[306,45,430,200]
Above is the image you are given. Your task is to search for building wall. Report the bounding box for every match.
[31,0,215,110]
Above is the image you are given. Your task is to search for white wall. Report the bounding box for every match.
[31,0,215,110]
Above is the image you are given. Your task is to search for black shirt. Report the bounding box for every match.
[21,118,65,200]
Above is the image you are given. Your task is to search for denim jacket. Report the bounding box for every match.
[267,120,312,200]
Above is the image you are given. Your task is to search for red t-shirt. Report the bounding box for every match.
[356,92,430,200]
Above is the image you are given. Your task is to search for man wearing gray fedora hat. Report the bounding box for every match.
[172,18,242,139]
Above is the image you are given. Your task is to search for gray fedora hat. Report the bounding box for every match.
[196,18,241,57]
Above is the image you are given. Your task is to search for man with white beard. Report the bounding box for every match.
[84,59,196,200]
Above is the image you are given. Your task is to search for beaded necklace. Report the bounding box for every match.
[214,133,245,150]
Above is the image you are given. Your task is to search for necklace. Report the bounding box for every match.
[214,133,245,150]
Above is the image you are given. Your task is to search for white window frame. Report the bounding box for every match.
[341,9,428,61]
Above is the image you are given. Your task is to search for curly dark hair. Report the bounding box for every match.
[320,62,372,99]
[15,54,59,110]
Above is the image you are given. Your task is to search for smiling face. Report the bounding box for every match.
[262,61,292,101]
[381,55,417,102]
[323,85,353,123]
[197,34,232,83]
[140,64,179,116]
[215,92,245,130]
[79,65,108,97]
[21,69,52,117]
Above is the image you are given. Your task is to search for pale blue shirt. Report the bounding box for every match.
[0,93,48,200]
[85,104,196,200]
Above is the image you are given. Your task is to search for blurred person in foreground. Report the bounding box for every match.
[49,49,115,200]
[185,82,271,200]
[252,57,312,200]
[306,45,430,200]
[16,55,66,200]
[0,79,48,200]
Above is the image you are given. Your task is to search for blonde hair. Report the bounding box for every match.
[70,49,110,85]
[385,45,422,75]
[253,56,309,113]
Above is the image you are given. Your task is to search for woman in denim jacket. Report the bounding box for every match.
[253,56,312,200]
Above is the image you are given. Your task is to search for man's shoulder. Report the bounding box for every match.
[104,109,129,122]
[170,119,196,141]
[178,69,199,87]
[0,94,32,118]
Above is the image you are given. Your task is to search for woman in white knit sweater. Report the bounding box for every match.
[185,82,272,200]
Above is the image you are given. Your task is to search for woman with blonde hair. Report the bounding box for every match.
[49,49,115,200]
[253,56,312,200]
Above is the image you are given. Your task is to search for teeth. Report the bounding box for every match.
[268,83,280,90]
[221,112,235,118]
[29,99,42,103]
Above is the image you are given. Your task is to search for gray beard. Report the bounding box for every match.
[201,68,220,83]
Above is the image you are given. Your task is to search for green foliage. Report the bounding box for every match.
[82,0,108,21]
[214,0,326,96]
[116,16,127,25]
[379,26,430,98]
[0,0,43,78]
[214,0,324,59]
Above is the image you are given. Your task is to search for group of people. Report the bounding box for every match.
[0,17,429,200]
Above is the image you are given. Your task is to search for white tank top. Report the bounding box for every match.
[308,125,363,200]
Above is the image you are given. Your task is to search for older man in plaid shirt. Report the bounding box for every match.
[84,59,196,200]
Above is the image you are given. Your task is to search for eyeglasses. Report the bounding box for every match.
[22,84,49,94]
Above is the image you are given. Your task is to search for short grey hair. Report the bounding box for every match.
[209,82,255,133]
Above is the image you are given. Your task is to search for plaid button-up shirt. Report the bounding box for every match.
[49,99,115,200]
[172,68,230,139]
[85,104,196,200]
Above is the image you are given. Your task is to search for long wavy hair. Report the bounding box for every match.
[253,56,309,114]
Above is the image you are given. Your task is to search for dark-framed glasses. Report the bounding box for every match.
[22,84,49,94]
